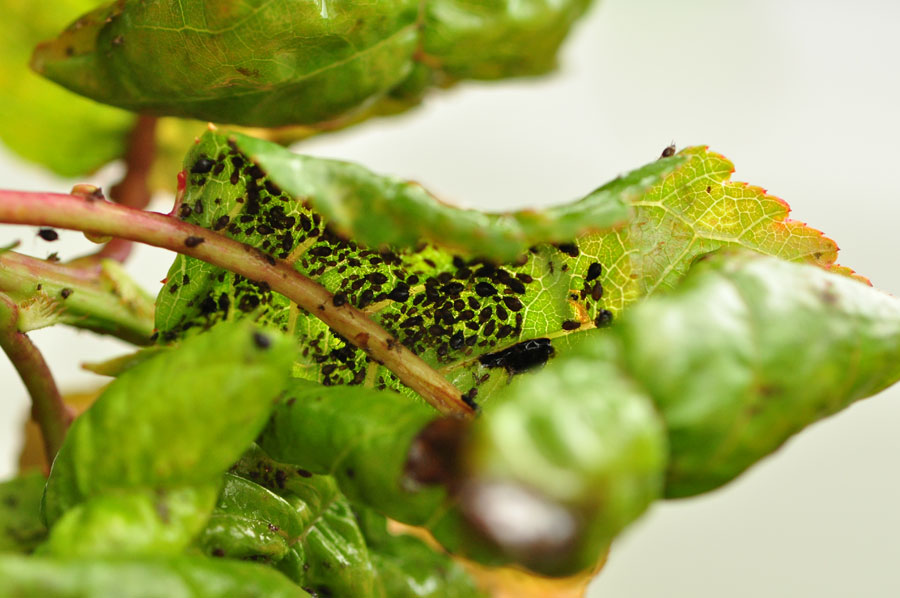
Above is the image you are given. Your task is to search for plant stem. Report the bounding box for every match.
[96,115,159,263]
[0,251,155,345]
[0,293,72,465]
[0,189,474,418]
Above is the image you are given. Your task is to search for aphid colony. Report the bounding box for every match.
[158,138,617,401]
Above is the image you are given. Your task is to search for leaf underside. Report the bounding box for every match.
[157,132,857,409]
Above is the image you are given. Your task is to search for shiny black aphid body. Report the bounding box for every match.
[478,338,555,374]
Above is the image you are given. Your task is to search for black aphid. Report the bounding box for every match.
[388,283,410,302]
[586,262,602,282]
[332,293,347,307]
[660,143,676,158]
[478,338,555,374]
[37,228,58,241]
[594,309,614,328]
[591,282,603,301]
[561,320,581,331]
[475,282,498,297]
[556,243,579,258]
[60,288,73,299]
[184,236,205,248]
[252,331,271,349]
[191,157,215,174]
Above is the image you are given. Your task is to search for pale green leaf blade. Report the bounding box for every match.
[43,321,295,524]
[0,554,311,597]
[0,472,47,554]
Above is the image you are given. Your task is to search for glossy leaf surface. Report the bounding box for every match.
[38,485,219,558]
[33,1,595,126]
[43,321,294,524]
[0,472,47,553]
[0,554,311,597]
[200,461,379,598]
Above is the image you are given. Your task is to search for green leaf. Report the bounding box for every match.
[0,472,47,553]
[37,485,219,558]
[611,250,900,497]
[0,554,311,597]
[422,0,594,79]
[225,448,380,598]
[32,1,595,127]
[459,335,667,576]
[356,507,485,598]
[231,131,677,261]
[158,133,854,409]
[43,320,295,525]
[0,0,134,176]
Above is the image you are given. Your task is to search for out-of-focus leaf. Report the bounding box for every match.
[32,1,596,127]
[43,320,295,525]
[226,448,380,598]
[0,554,311,597]
[158,134,855,409]
[611,250,900,497]
[357,508,485,598]
[32,0,421,127]
[0,472,47,553]
[0,0,134,176]
[422,0,594,79]
[37,485,219,558]
[459,336,666,575]
[257,252,900,575]
[18,389,101,474]
[232,131,678,260]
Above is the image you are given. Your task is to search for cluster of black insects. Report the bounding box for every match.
[159,137,616,400]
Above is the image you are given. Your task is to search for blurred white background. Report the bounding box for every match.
[1,0,899,596]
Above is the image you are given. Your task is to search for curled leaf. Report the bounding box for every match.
[43,321,295,524]
[231,131,679,261]
[612,250,900,496]
[158,134,853,411]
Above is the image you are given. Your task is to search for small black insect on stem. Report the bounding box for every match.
[660,143,677,159]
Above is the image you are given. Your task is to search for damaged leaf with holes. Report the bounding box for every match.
[156,131,855,411]
[32,0,595,127]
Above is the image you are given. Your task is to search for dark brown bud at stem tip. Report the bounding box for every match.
[404,417,469,488]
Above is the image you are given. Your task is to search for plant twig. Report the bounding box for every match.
[0,293,73,465]
[0,189,474,418]
[0,251,155,345]
[95,115,159,263]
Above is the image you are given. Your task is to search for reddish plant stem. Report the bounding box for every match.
[0,293,73,465]
[96,115,159,263]
[0,189,474,419]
